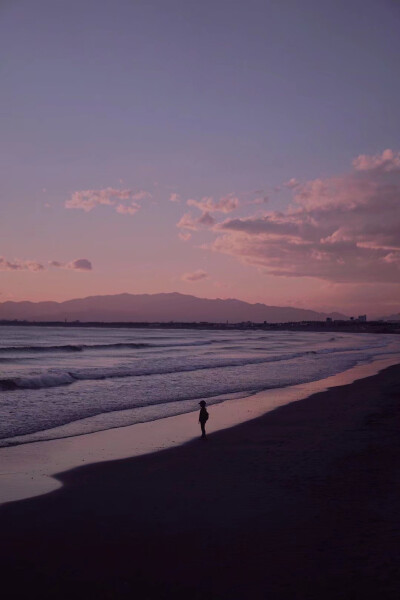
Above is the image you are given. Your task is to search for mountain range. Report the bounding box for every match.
[382,312,400,322]
[0,293,349,323]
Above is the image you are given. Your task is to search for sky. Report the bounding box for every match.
[1,0,400,317]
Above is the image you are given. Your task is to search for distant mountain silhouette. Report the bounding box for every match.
[380,312,400,322]
[0,293,349,323]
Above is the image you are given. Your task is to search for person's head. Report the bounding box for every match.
[199,400,206,407]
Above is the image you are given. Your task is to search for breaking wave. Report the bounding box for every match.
[0,342,387,392]
[0,340,219,354]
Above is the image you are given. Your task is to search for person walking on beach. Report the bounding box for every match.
[199,400,209,439]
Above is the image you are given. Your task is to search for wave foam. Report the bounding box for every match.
[0,342,386,392]
[0,339,219,354]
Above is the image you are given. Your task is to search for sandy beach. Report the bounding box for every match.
[1,363,400,599]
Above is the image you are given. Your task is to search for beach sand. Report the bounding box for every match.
[1,363,400,599]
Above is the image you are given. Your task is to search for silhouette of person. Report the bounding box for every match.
[199,400,209,439]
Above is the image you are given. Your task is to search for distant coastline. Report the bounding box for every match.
[1,319,399,334]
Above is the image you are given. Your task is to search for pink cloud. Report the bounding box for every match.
[187,193,239,213]
[383,252,400,264]
[131,190,152,201]
[284,178,300,189]
[115,203,140,215]
[169,193,180,202]
[65,187,149,214]
[209,150,400,284]
[0,257,44,272]
[182,269,209,282]
[177,211,216,231]
[177,213,199,231]
[177,193,240,234]
[353,149,400,172]
[178,232,192,241]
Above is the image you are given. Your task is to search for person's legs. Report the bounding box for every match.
[200,422,206,438]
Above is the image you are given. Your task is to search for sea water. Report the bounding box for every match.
[1,325,400,448]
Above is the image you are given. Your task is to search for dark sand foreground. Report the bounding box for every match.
[1,365,400,599]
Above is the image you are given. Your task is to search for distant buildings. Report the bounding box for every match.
[327,315,366,323]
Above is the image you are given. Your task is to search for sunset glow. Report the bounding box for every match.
[1,0,399,317]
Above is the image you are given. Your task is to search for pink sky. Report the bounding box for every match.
[1,149,400,318]
[1,1,400,318]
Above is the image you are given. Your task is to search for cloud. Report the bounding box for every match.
[353,149,400,172]
[187,194,239,213]
[176,192,241,235]
[0,256,93,274]
[0,257,44,272]
[115,203,140,215]
[65,187,150,215]
[67,258,93,271]
[283,178,300,189]
[177,211,216,231]
[176,213,199,231]
[49,258,93,271]
[209,150,400,284]
[169,193,180,202]
[131,190,152,201]
[179,232,192,241]
[182,269,209,282]
[197,212,216,227]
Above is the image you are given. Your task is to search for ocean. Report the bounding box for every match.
[1,325,400,448]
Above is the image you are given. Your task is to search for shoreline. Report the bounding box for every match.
[1,361,400,598]
[1,319,399,334]
[1,355,399,505]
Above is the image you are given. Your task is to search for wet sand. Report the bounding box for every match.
[1,364,400,599]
